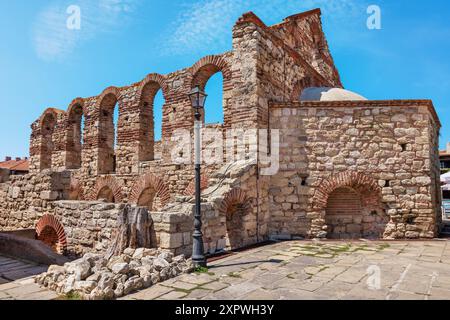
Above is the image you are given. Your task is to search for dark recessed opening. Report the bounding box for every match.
[400,144,407,152]
[384,180,390,187]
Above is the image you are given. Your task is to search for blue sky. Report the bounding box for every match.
[0,0,449,159]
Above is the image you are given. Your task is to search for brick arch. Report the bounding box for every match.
[96,86,121,107]
[36,214,67,254]
[190,55,232,88]
[67,98,85,116]
[129,173,171,208]
[312,172,382,211]
[137,74,169,162]
[96,87,121,174]
[39,108,64,127]
[218,188,251,217]
[66,98,85,169]
[88,176,124,203]
[183,175,209,196]
[190,55,232,126]
[138,73,169,102]
[39,108,62,171]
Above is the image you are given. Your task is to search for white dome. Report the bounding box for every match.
[300,87,368,101]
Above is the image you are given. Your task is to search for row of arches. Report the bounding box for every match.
[70,173,210,211]
[37,55,232,173]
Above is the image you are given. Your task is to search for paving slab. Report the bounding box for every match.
[3,240,450,300]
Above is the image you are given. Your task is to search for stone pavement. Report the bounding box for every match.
[0,254,57,300]
[122,240,450,300]
[2,240,450,300]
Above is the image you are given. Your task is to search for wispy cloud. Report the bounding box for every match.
[160,0,364,56]
[33,0,142,61]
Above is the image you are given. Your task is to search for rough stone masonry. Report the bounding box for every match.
[0,8,442,259]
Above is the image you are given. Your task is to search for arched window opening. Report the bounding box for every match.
[98,93,119,174]
[66,104,84,169]
[40,113,57,171]
[192,64,225,126]
[153,89,164,160]
[140,81,165,162]
[225,203,247,250]
[325,186,388,240]
[203,72,224,125]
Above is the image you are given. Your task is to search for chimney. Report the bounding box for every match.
[447,142,450,154]
[15,157,21,161]
[5,156,11,161]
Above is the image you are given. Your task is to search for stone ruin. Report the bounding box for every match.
[0,9,443,265]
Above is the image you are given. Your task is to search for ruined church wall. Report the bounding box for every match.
[233,12,342,130]
[268,10,340,85]
[268,101,441,239]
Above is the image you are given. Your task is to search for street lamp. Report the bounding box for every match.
[188,86,207,268]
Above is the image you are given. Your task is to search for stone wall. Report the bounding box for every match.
[0,170,70,231]
[269,100,442,239]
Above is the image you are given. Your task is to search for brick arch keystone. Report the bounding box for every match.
[312,172,382,210]
[183,175,209,196]
[36,214,67,253]
[129,173,171,207]
[88,176,125,203]
[218,188,251,218]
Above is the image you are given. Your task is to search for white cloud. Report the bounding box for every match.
[160,0,364,56]
[33,0,142,61]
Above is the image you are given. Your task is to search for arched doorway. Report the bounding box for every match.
[225,202,248,249]
[325,187,363,239]
[219,188,251,250]
[312,172,388,239]
[37,226,60,252]
[36,215,67,254]
[89,176,124,203]
[129,173,170,211]
[97,186,115,203]
[135,186,163,211]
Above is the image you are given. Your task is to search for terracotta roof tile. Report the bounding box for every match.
[0,159,29,172]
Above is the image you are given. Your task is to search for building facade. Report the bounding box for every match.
[0,9,442,257]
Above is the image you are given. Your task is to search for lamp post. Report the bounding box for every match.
[188,86,208,268]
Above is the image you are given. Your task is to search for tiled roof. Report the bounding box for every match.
[0,159,29,172]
